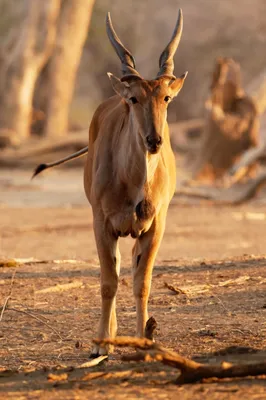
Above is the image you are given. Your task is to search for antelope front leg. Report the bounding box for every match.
[132,210,166,337]
[91,217,120,357]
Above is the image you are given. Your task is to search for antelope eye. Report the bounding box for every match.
[164,96,171,103]
[129,96,138,104]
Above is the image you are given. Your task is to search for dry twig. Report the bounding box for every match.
[0,269,16,322]
[82,370,133,381]
[7,307,63,340]
[93,336,266,384]
[78,355,108,368]
[36,280,84,294]
[47,373,68,382]
[164,282,187,295]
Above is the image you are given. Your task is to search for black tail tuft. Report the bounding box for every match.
[31,163,48,180]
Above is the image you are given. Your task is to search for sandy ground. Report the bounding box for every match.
[0,168,266,399]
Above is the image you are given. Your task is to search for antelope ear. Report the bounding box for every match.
[107,72,130,97]
[169,71,188,97]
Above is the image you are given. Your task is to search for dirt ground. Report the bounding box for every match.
[0,168,266,399]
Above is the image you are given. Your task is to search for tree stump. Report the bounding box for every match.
[191,58,259,182]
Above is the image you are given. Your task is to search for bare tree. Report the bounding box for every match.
[0,0,61,141]
[42,0,95,138]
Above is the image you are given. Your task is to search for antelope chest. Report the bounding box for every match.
[101,186,156,238]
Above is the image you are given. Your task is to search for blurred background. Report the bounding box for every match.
[0,0,265,141]
[1,0,266,206]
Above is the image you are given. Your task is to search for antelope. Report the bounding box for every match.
[33,10,187,357]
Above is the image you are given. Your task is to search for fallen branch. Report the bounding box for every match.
[82,369,133,381]
[93,336,266,384]
[0,259,19,268]
[0,130,88,167]
[0,258,87,267]
[93,337,200,373]
[175,171,266,204]
[229,145,266,176]
[47,372,68,382]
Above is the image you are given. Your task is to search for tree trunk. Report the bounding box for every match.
[0,0,61,140]
[43,0,95,138]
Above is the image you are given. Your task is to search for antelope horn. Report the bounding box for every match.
[106,12,141,79]
[157,9,183,78]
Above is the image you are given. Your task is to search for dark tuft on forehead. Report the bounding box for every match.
[141,79,165,95]
[128,77,170,100]
[129,79,160,90]
[145,79,161,90]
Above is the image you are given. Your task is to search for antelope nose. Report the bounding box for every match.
[146,135,162,147]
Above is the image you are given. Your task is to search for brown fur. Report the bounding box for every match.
[32,11,187,357]
[84,74,186,356]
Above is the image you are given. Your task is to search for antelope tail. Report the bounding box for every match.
[32,146,88,179]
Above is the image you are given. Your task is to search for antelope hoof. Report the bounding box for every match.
[144,316,157,341]
[89,351,102,359]
[89,343,113,358]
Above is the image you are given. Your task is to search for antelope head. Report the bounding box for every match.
[106,10,187,154]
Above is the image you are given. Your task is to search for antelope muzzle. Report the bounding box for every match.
[146,134,163,154]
